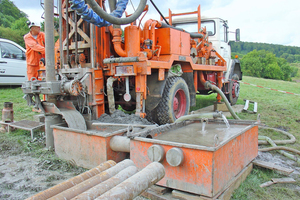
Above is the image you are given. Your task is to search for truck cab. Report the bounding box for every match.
[172,16,241,82]
[172,16,242,105]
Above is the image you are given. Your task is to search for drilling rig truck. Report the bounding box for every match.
[22,0,242,129]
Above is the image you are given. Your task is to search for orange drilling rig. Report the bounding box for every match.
[22,0,242,143]
[22,2,260,200]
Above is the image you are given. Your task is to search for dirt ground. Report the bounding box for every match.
[0,152,76,199]
[0,132,86,199]
[257,151,300,184]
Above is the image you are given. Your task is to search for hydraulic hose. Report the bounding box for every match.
[108,0,117,12]
[70,0,111,27]
[86,0,147,25]
[108,0,120,28]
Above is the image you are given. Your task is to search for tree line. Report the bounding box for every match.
[0,0,30,47]
[229,41,300,63]
[240,50,298,81]
[229,41,300,81]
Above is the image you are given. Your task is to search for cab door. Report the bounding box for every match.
[219,20,231,68]
[0,41,27,85]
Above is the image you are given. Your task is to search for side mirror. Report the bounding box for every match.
[235,28,240,42]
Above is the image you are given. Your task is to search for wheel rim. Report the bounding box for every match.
[232,81,240,99]
[173,89,187,119]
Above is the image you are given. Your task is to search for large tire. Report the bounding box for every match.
[226,74,240,105]
[156,77,190,125]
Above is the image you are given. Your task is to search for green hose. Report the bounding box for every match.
[259,135,300,164]
[175,112,222,123]
[205,82,241,120]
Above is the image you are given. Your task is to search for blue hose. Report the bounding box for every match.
[70,0,128,27]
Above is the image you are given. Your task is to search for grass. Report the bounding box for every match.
[1,76,300,199]
[0,85,85,175]
[0,86,36,121]
[191,76,300,199]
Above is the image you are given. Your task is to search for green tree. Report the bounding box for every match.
[11,17,30,32]
[280,53,289,59]
[286,55,294,63]
[230,41,300,64]
[0,26,25,46]
[0,0,27,19]
[241,50,294,81]
[0,0,30,47]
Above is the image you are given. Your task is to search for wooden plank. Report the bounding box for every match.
[149,185,171,195]
[172,190,211,200]
[252,160,294,175]
[260,178,296,188]
[271,178,296,184]
[260,181,274,188]
[141,188,173,200]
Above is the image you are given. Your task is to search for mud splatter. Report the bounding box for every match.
[95,110,153,125]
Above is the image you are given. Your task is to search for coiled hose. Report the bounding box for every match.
[86,0,147,25]
[70,0,146,27]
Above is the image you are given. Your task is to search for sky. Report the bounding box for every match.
[12,0,300,47]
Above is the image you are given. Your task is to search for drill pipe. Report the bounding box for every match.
[72,166,138,199]
[49,159,135,200]
[110,136,130,152]
[26,160,116,200]
[96,162,165,200]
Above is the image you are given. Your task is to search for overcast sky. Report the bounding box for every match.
[12,0,300,47]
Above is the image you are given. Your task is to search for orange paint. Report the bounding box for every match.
[130,125,258,197]
[53,126,128,169]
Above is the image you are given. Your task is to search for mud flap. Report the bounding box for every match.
[42,101,87,131]
[181,72,196,107]
[145,71,168,111]
[229,59,242,80]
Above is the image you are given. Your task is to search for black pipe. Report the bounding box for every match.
[149,0,169,25]
[160,23,203,39]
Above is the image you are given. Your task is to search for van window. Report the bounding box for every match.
[0,42,24,60]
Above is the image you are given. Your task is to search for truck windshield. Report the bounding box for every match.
[173,20,215,36]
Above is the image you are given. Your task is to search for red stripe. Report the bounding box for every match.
[241,82,298,95]
[286,92,294,95]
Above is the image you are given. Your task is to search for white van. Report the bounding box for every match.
[0,38,27,85]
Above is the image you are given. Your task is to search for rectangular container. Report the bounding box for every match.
[52,124,129,169]
[155,28,190,56]
[130,120,258,197]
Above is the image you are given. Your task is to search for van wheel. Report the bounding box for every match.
[226,74,240,105]
[156,77,190,125]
